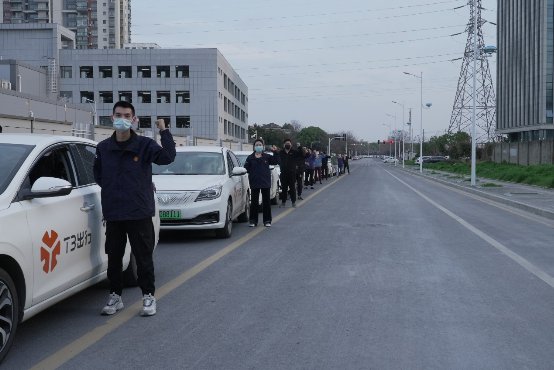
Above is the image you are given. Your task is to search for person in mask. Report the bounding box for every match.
[277,138,303,208]
[93,101,176,317]
[243,138,279,227]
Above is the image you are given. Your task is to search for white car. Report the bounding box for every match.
[234,150,281,205]
[383,156,399,164]
[0,134,159,362]
[153,146,250,238]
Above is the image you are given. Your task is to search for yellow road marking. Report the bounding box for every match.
[30,175,344,369]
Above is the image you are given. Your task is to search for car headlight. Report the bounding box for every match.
[195,185,223,201]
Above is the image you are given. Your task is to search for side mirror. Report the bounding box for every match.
[21,177,73,200]
[231,167,247,176]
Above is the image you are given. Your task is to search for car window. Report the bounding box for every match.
[226,152,235,176]
[0,143,34,195]
[229,152,240,168]
[70,144,97,186]
[153,152,225,175]
[235,154,248,166]
[26,146,76,188]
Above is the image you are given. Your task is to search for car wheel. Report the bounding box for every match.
[0,268,19,363]
[215,199,233,238]
[237,192,250,222]
[123,253,138,287]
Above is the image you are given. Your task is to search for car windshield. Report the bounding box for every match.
[153,152,225,175]
[0,143,34,195]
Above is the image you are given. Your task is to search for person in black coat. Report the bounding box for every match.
[243,139,279,227]
[277,138,303,207]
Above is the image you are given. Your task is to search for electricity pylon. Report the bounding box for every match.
[448,0,496,142]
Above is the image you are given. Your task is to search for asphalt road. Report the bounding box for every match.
[5,159,554,369]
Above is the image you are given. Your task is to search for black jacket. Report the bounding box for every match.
[278,148,303,175]
[93,130,176,221]
[244,152,279,189]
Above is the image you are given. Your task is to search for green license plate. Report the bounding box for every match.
[159,210,181,220]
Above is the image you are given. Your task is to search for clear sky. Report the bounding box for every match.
[132,0,497,142]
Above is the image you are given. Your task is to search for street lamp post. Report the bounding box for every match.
[385,113,397,165]
[382,123,392,157]
[404,71,424,173]
[328,136,343,156]
[392,101,406,168]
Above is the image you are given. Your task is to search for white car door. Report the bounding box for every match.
[22,144,102,305]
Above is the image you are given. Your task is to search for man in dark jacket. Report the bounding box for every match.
[244,139,279,227]
[277,138,302,207]
[93,101,176,317]
[295,143,306,200]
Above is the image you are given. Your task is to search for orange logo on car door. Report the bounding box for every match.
[41,230,61,273]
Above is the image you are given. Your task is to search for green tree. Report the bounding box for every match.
[297,126,329,150]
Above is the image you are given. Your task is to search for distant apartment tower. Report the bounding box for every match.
[1,0,131,49]
[497,0,554,141]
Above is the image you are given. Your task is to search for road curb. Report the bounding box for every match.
[397,167,554,221]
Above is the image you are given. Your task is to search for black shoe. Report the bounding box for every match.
[298,196,303,200]
[310,186,314,189]
[292,203,296,208]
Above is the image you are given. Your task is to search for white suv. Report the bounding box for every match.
[0,134,159,362]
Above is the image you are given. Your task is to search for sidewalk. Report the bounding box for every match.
[398,164,554,220]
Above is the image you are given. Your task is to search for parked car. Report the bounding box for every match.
[0,134,159,362]
[152,146,250,238]
[234,150,281,205]
[383,156,399,164]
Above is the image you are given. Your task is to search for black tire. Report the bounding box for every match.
[215,200,233,238]
[123,253,138,287]
[0,268,19,363]
[237,192,250,222]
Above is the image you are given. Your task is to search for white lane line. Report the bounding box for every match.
[386,170,554,289]
[30,175,345,370]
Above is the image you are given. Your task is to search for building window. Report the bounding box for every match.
[156,91,171,103]
[224,119,228,134]
[80,91,94,103]
[118,91,132,102]
[59,91,73,101]
[176,116,191,128]
[157,116,171,128]
[79,66,93,78]
[176,91,190,103]
[138,91,152,103]
[137,66,151,78]
[99,91,113,103]
[99,66,112,78]
[157,66,170,78]
[224,97,228,112]
[99,116,112,126]
[138,116,151,128]
[118,66,132,78]
[224,74,227,89]
[176,65,189,78]
[60,66,72,78]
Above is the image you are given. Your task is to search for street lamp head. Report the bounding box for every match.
[425,102,432,108]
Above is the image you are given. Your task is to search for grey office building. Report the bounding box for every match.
[58,48,249,142]
[1,0,131,49]
[497,0,554,141]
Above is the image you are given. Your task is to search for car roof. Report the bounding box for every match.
[175,145,225,153]
[233,151,252,156]
[0,133,96,146]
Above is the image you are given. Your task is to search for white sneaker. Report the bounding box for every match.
[140,294,157,316]
[101,293,123,315]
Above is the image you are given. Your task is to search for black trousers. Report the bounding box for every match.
[344,163,350,173]
[280,172,296,204]
[322,165,329,179]
[250,187,271,224]
[106,218,155,296]
[296,171,304,196]
[304,169,314,186]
